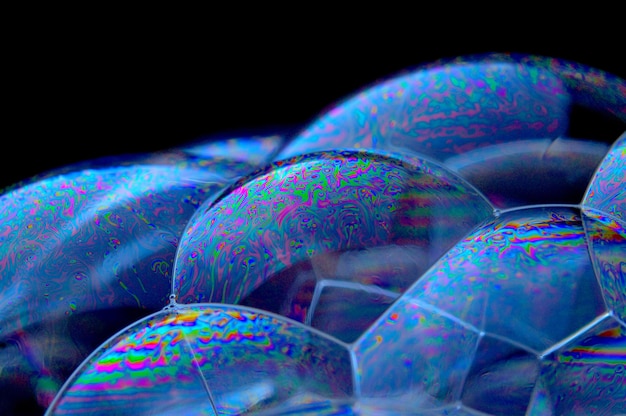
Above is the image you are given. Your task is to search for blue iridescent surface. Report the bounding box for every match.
[0,54,624,415]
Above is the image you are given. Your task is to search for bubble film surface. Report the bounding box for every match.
[278,58,572,160]
[583,208,626,324]
[277,53,626,208]
[584,132,626,222]
[529,316,626,415]
[47,304,353,416]
[0,54,623,415]
[0,137,279,413]
[406,206,607,352]
[172,150,493,333]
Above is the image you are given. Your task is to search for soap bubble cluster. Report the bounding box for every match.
[1,53,624,415]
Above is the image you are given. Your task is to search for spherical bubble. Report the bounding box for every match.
[171,149,493,341]
[0,135,283,414]
[2,55,624,415]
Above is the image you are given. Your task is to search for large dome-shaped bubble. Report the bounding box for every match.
[277,53,625,208]
[171,150,493,341]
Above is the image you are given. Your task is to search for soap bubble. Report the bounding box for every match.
[0,135,283,414]
[1,54,624,415]
[47,304,353,416]
[171,149,494,342]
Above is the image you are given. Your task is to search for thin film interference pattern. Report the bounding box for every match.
[352,296,481,410]
[181,305,353,414]
[584,133,626,222]
[0,165,233,326]
[0,137,265,196]
[524,55,626,121]
[48,309,216,415]
[533,318,626,415]
[172,150,493,305]
[277,58,570,161]
[0,156,256,411]
[0,135,274,324]
[49,304,353,416]
[275,55,625,211]
[407,206,606,352]
[0,55,621,415]
[425,53,626,121]
[582,208,626,323]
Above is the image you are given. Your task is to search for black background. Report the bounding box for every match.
[4,15,624,190]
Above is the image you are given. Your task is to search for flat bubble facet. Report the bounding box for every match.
[248,395,357,416]
[460,335,539,416]
[352,297,480,411]
[528,317,626,415]
[354,402,482,415]
[172,151,493,325]
[408,206,607,352]
[582,208,626,323]
[47,304,353,416]
[309,281,398,343]
[445,137,610,207]
[583,132,626,222]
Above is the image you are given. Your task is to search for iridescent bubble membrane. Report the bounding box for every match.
[352,205,625,415]
[0,135,283,413]
[46,304,353,416]
[583,132,625,222]
[276,53,625,208]
[172,149,494,342]
[47,227,626,415]
[5,55,625,415]
[582,132,626,324]
[423,53,626,122]
[583,209,626,325]
[528,316,626,415]
[183,134,286,166]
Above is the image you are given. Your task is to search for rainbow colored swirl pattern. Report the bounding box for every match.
[0,53,624,415]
